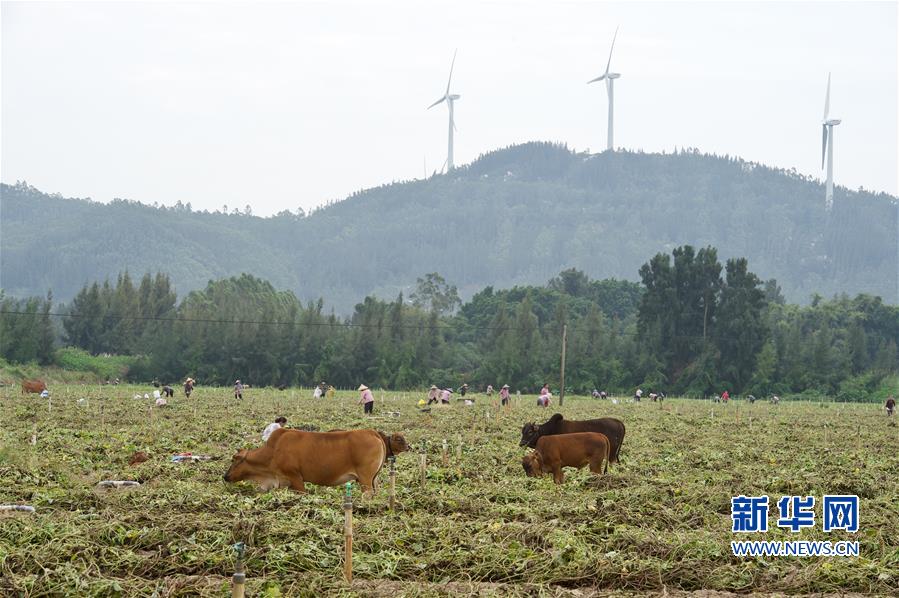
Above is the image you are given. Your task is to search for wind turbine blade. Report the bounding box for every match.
[823,72,831,121]
[587,74,606,84]
[428,96,447,109]
[445,49,457,96]
[604,26,619,75]
[821,125,828,169]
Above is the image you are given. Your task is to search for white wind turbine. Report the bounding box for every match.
[588,27,621,152]
[821,72,841,210]
[428,50,461,172]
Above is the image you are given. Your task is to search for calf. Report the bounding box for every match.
[21,379,47,394]
[522,432,610,484]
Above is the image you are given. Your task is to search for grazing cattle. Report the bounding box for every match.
[378,431,410,462]
[21,379,47,394]
[519,413,625,463]
[522,432,610,484]
[224,428,386,494]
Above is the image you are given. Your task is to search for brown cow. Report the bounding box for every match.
[224,428,386,495]
[519,413,625,463]
[522,432,610,484]
[378,431,410,462]
[21,379,47,394]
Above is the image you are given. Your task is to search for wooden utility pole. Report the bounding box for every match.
[559,324,568,406]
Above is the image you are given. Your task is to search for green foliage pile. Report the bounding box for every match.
[1,387,896,595]
[3,142,896,311]
[53,348,138,382]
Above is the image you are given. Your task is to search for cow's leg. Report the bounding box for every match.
[288,476,306,493]
[552,466,564,484]
[358,472,376,499]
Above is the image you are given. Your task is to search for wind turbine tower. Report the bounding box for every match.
[428,50,461,172]
[821,73,841,210]
[588,27,621,152]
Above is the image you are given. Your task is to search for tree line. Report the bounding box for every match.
[1,246,897,400]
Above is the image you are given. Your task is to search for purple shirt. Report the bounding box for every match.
[360,389,374,404]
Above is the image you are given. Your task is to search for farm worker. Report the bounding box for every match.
[486,384,494,396]
[183,378,195,398]
[162,385,174,398]
[600,391,608,400]
[537,391,551,407]
[499,384,511,406]
[592,389,600,398]
[886,396,896,416]
[634,388,643,402]
[313,384,323,399]
[540,383,550,396]
[721,390,730,403]
[358,384,374,414]
[440,388,452,404]
[325,385,336,399]
[427,385,440,405]
[234,380,244,400]
[262,416,287,441]
[459,383,469,397]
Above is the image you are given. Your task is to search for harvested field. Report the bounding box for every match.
[1,386,896,596]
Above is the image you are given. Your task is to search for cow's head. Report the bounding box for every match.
[223,449,251,482]
[519,422,540,447]
[521,451,543,477]
[387,433,410,455]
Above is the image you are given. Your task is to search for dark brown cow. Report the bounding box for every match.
[519,413,625,463]
[224,428,386,494]
[522,432,610,484]
[21,379,47,394]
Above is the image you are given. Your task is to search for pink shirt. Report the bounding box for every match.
[360,389,374,404]
[500,388,510,399]
[440,389,451,402]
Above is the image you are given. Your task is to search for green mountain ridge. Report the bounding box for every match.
[2,142,896,311]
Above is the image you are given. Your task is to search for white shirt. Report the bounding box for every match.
[262,422,282,441]
[313,387,323,399]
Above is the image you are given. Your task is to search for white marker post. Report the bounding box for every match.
[231,542,246,598]
[388,456,397,510]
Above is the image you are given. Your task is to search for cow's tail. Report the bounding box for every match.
[373,437,387,493]
[614,422,626,464]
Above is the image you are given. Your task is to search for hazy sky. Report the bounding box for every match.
[2,1,897,216]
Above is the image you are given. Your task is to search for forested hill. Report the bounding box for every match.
[2,142,896,311]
